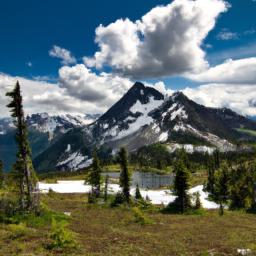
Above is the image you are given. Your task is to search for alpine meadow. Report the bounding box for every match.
[1,0,256,255]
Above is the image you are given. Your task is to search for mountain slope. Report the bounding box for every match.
[0,113,99,171]
[91,82,164,143]
[33,82,256,172]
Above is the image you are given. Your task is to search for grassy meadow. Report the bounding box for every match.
[0,192,256,256]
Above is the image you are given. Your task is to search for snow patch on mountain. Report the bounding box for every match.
[65,144,71,152]
[159,132,169,142]
[57,151,92,171]
[173,123,187,132]
[105,96,164,141]
[167,143,215,154]
[170,106,188,121]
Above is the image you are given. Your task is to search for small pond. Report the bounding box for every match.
[102,171,173,189]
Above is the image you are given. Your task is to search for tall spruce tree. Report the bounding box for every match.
[173,159,191,213]
[135,184,143,200]
[104,174,109,202]
[213,149,220,169]
[119,147,130,203]
[206,155,215,194]
[0,160,4,189]
[89,149,101,197]
[6,81,38,211]
[229,163,256,210]
[250,162,256,210]
[213,163,230,215]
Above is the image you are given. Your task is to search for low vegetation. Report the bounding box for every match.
[1,81,256,255]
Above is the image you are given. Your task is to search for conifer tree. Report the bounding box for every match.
[213,163,230,215]
[6,81,38,211]
[250,162,256,210]
[173,160,191,213]
[213,149,220,169]
[229,163,256,210]
[104,174,109,202]
[206,156,215,194]
[135,184,142,200]
[0,160,4,189]
[194,192,201,209]
[89,149,101,197]
[178,148,190,169]
[119,147,130,203]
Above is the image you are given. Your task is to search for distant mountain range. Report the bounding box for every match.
[0,113,100,171]
[1,82,256,172]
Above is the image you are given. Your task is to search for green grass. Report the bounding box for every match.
[236,128,256,137]
[1,193,255,255]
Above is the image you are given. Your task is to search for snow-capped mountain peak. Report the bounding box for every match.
[91,82,165,142]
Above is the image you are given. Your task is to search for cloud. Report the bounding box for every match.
[49,45,76,65]
[187,57,256,84]
[216,27,255,41]
[85,0,228,79]
[243,28,256,36]
[0,73,64,117]
[0,67,134,118]
[208,42,256,63]
[26,62,33,67]
[58,64,133,107]
[183,83,256,116]
[145,81,174,96]
[216,28,238,40]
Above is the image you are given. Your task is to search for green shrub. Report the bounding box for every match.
[132,207,152,225]
[87,191,97,204]
[111,192,125,207]
[48,188,56,197]
[135,198,156,212]
[8,223,28,239]
[46,218,77,250]
[0,192,19,219]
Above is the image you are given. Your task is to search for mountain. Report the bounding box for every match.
[0,113,100,171]
[32,82,256,172]
[249,116,256,121]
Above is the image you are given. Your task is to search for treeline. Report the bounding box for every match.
[130,143,256,172]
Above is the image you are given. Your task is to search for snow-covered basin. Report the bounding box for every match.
[38,181,218,209]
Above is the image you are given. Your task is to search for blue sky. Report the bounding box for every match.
[0,0,255,83]
[0,0,256,117]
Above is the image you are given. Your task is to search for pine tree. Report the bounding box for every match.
[173,160,191,213]
[119,147,130,203]
[229,163,256,210]
[178,148,190,169]
[250,162,256,210]
[135,184,142,200]
[206,155,215,194]
[104,174,109,202]
[6,81,38,212]
[213,149,220,169]
[89,149,101,198]
[194,192,201,209]
[213,163,230,216]
[0,160,4,189]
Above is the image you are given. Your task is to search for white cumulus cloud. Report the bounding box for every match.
[216,28,238,40]
[85,0,228,79]
[49,45,77,65]
[58,64,133,107]
[187,57,256,84]
[183,83,256,116]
